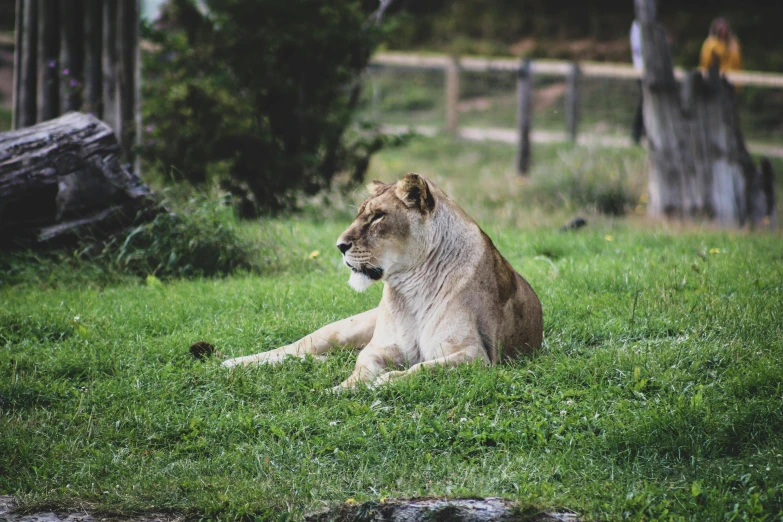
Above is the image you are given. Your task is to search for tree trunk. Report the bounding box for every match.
[19,0,38,128]
[59,0,84,113]
[37,0,60,122]
[102,0,118,132]
[12,0,23,129]
[0,112,158,246]
[117,0,140,171]
[635,0,775,229]
[83,0,103,118]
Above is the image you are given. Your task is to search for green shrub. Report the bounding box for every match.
[0,194,262,288]
[141,0,394,215]
[92,194,259,279]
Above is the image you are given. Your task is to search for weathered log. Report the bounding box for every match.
[634,0,775,229]
[0,112,158,246]
[304,497,580,522]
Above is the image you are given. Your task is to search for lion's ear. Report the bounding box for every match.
[366,179,387,196]
[395,173,435,213]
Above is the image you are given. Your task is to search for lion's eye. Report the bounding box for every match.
[370,213,385,224]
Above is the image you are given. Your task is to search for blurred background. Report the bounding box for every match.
[0,0,781,223]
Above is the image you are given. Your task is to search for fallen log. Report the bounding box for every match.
[0,112,159,246]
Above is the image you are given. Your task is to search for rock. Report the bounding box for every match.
[560,217,587,232]
[304,497,580,522]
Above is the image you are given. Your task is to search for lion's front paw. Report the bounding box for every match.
[371,370,407,387]
[221,358,240,369]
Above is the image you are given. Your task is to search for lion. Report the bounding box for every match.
[221,173,543,388]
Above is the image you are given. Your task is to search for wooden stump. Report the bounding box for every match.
[634,0,775,229]
[0,112,158,246]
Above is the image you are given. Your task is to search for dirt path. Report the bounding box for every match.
[382,124,783,158]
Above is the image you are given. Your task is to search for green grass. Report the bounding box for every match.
[2,137,783,521]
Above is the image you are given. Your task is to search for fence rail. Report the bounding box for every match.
[373,51,783,87]
[369,51,783,161]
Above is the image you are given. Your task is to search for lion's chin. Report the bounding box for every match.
[348,271,376,293]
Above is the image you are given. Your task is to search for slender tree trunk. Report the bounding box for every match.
[37,0,60,122]
[117,0,140,169]
[12,0,23,129]
[60,0,85,113]
[102,0,118,133]
[19,0,38,127]
[84,0,104,118]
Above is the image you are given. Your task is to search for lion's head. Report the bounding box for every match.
[336,173,436,292]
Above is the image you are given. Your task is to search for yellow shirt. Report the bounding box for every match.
[699,36,742,72]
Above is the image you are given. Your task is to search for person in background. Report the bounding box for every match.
[630,19,645,145]
[699,17,742,72]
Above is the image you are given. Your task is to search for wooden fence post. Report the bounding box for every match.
[516,58,532,175]
[566,61,581,142]
[445,55,460,134]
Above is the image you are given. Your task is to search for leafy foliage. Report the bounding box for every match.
[0,194,261,287]
[90,194,258,279]
[141,0,392,215]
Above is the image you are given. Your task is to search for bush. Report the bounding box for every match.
[141,0,394,215]
[0,194,263,288]
[90,194,259,279]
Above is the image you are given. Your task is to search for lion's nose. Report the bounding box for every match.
[337,242,352,254]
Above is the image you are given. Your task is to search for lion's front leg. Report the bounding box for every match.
[221,308,377,368]
[335,343,405,389]
[371,341,489,387]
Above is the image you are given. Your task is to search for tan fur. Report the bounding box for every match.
[222,173,543,388]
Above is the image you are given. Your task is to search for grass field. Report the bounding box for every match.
[2,137,783,521]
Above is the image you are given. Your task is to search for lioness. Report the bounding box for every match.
[222,173,543,388]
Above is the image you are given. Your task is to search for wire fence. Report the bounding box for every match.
[362,52,783,154]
